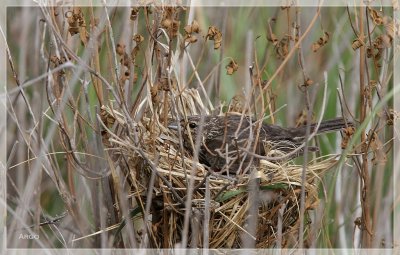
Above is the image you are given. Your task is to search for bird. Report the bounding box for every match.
[168,114,353,174]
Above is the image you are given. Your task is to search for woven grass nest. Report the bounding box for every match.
[102,88,340,248]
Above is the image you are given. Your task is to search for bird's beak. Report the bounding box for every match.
[168,123,179,130]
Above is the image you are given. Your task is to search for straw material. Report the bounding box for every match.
[102,88,340,248]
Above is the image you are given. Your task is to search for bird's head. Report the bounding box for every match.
[168,115,214,150]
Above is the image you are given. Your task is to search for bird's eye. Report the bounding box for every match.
[189,122,197,128]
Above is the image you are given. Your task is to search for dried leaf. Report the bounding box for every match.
[120,52,130,67]
[303,78,314,87]
[312,32,330,52]
[295,110,315,128]
[275,34,291,59]
[133,34,144,44]
[184,34,197,43]
[368,7,383,25]
[184,20,200,34]
[341,126,355,149]
[374,34,392,49]
[160,7,181,38]
[100,105,116,127]
[130,7,140,21]
[207,26,222,49]
[171,20,180,37]
[383,16,395,39]
[184,24,192,34]
[228,95,245,113]
[161,18,172,29]
[225,59,238,75]
[267,32,279,46]
[366,46,375,58]
[368,131,387,165]
[311,43,321,52]
[352,36,365,50]
[387,109,398,125]
[65,7,88,45]
[116,43,125,56]
[131,45,140,61]
[191,20,200,33]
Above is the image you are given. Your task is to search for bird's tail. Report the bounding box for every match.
[289,117,353,138]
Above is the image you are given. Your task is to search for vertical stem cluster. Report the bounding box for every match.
[358,5,372,248]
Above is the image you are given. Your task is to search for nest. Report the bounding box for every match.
[101,88,340,248]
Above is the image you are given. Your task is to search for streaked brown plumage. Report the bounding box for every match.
[169,115,353,174]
